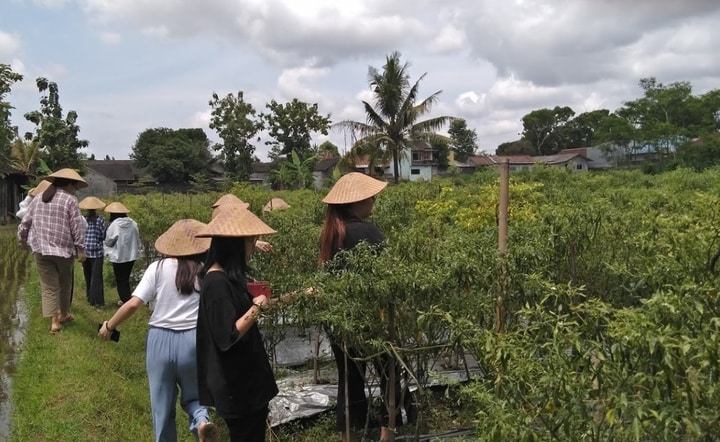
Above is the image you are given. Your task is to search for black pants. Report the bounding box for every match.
[331,342,412,432]
[82,257,105,306]
[224,406,269,442]
[112,261,135,303]
[331,343,369,431]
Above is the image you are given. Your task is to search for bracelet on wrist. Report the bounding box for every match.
[105,321,115,331]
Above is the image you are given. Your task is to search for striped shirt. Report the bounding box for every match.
[18,189,86,258]
[84,214,106,258]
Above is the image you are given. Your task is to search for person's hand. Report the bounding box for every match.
[77,249,87,263]
[98,321,112,340]
[253,294,269,308]
[255,240,274,253]
[18,241,29,251]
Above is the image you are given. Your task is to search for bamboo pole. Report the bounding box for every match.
[496,159,509,333]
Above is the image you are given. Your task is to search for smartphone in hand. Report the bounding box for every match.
[97,323,120,342]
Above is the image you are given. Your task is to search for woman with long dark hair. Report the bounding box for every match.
[319,172,410,442]
[195,205,278,442]
[99,219,217,442]
[18,168,87,334]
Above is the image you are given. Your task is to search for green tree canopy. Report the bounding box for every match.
[337,51,454,183]
[130,127,212,183]
[448,118,478,162]
[23,77,87,172]
[0,64,23,174]
[521,106,575,155]
[496,139,534,156]
[262,98,331,162]
[208,91,261,181]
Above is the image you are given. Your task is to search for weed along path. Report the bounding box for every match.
[0,231,30,442]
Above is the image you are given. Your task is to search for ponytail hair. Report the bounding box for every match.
[318,204,352,265]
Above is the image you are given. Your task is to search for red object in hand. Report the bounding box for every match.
[247,281,271,298]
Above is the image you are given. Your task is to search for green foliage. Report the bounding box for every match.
[337,51,454,183]
[13,165,720,440]
[521,106,576,155]
[0,64,23,174]
[448,118,477,162]
[130,127,212,183]
[208,90,261,181]
[23,77,88,171]
[262,98,331,162]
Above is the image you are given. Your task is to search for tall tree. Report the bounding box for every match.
[313,140,340,158]
[447,118,477,162]
[209,91,261,181]
[262,99,331,162]
[0,64,23,174]
[24,77,88,171]
[338,51,453,183]
[561,109,611,147]
[130,127,212,183]
[521,106,575,155]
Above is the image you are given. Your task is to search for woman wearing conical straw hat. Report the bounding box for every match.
[17,168,88,334]
[99,219,217,442]
[211,194,274,253]
[195,205,278,442]
[79,196,107,308]
[319,172,411,442]
[104,201,141,306]
[15,179,51,219]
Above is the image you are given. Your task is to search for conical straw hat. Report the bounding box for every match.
[79,196,106,211]
[197,205,277,238]
[262,198,291,212]
[322,172,387,205]
[104,201,130,214]
[212,193,250,209]
[154,219,211,257]
[44,168,88,188]
[28,179,52,197]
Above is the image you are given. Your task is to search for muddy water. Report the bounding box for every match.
[0,235,29,442]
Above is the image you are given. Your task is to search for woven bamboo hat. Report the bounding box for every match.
[104,201,130,214]
[322,172,387,205]
[262,198,291,212]
[197,205,277,238]
[44,168,88,188]
[28,180,52,197]
[212,193,250,209]
[79,196,106,211]
[155,219,211,257]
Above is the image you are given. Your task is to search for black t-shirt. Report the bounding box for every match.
[332,219,385,259]
[196,271,278,418]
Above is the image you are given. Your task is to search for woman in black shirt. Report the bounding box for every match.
[195,205,279,442]
[319,172,396,442]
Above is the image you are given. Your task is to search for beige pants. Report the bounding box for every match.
[34,254,74,318]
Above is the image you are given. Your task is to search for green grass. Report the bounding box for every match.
[10,261,476,441]
[10,268,228,442]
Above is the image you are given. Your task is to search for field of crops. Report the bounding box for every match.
[108,166,720,440]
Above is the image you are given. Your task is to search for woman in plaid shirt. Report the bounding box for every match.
[18,169,88,334]
[79,196,107,308]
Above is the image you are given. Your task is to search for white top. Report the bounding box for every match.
[16,195,32,219]
[132,259,200,330]
[104,217,141,263]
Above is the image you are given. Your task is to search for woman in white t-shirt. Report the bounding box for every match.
[99,219,217,442]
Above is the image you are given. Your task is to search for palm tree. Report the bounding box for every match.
[10,138,40,176]
[337,51,454,183]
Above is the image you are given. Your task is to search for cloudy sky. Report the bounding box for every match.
[2,0,719,161]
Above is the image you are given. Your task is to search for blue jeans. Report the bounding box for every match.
[146,327,210,442]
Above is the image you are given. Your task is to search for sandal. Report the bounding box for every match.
[59,314,75,324]
[49,327,63,335]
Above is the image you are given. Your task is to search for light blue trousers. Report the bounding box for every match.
[146,327,210,442]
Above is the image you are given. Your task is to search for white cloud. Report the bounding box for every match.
[98,31,121,44]
[0,30,21,57]
[427,25,466,54]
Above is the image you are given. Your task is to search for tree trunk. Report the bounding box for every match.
[392,147,400,184]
